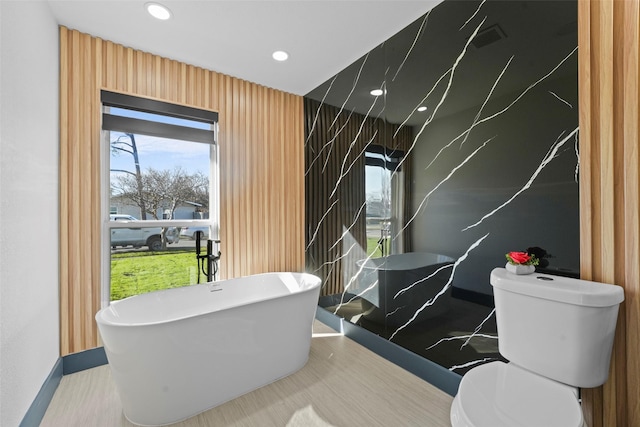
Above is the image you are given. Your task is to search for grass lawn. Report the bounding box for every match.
[367,237,388,258]
[111,248,200,301]
[111,238,386,301]
[367,237,379,256]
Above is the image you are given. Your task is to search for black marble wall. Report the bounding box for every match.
[305,0,578,375]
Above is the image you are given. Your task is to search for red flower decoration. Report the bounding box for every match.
[505,251,539,266]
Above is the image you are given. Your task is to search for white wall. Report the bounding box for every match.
[0,1,60,425]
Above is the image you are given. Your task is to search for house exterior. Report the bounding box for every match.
[110,197,209,220]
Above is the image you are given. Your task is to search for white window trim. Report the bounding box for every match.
[100,120,219,308]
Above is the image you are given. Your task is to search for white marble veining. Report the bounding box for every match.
[461,308,497,349]
[306,0,579,376]
[397,136,494,238]
[449,357,496,372]
[394,263,454,299]
[426,333,497,351]
[459,0,487,31]
[389,233,490,341]
[392,11,431,82]
[549,90,574,109]
[462,127,579,232]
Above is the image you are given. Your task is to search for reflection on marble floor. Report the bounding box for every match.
[322,294,506,375]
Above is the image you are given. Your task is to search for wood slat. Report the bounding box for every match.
[304,99,413,296]
[621,2,640,423]
[59,27,305,355]
[59,26,70,357]
[578,1,640,426]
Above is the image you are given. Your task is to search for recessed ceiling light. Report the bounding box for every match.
[146,2,172,20]
[272,51,289,62]
[370,89,384,96]
[417,106,428,112]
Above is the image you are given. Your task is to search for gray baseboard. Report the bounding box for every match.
[20,347,108,426]
[19,358,63,427]
[63,346,108,375]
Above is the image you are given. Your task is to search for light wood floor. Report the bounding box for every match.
[41,321,453,426]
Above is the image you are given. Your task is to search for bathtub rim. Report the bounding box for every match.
[356,252,456,271]
[96,271,321,328]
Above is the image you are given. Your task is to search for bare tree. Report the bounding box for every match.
[146,168,206,217]
[112,167,209,248]
[110,133,147,219]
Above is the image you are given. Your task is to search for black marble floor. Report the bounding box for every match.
[322,294,506,375]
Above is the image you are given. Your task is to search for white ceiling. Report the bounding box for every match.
[47,0,442,95]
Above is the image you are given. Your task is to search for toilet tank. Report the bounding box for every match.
[490,268,624,388]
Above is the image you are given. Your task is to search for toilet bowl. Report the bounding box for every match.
[450,361,583,427]
[450,268,624,427]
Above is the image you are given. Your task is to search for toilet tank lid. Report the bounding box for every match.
[490,268,624,307]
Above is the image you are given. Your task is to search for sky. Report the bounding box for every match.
[110,131,210,178]
[108,107,385,199]
[108,107,211,181]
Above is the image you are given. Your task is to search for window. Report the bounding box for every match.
[365,147,404,258]
[101,91,219,304]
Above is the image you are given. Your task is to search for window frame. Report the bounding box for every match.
[365,146,405,256]
[99,91,220,307]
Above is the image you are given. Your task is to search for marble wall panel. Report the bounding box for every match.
[305,0,578,374]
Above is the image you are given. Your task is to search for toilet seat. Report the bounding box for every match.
[450,361,584,427]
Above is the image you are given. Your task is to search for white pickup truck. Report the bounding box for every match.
[110,214,178,251]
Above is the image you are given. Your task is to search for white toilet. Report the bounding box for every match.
[450,267,624,427]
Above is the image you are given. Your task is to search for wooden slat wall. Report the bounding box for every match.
[304,98,413,296]
[579,1,640,426]
[59,27,305,355]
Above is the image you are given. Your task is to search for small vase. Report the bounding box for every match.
[505,262,535,275]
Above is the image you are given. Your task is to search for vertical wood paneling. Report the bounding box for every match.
[79,31,92,347]
[259,86,270,271]
[59,27,70,358]
[91,36,103,348]
[579,1,640,426]
[304,99,413,296]
[68,29,81,352]
[621,3,640,424]
[60,27,304,355]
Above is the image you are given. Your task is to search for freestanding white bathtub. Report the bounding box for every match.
[96,272,322,426]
